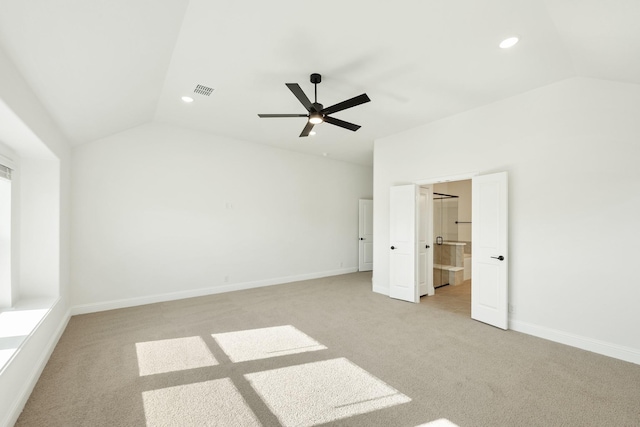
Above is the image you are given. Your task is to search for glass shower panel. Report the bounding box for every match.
[433,193,459,288]
[443,197,459,243]
[434,196,443,288]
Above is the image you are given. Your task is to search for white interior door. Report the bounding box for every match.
[418,186,434,296]
[389,185,418,303]
[472,172,508,329]
[358,199,373,271]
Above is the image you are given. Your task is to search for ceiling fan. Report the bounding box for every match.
[258,73,371,137]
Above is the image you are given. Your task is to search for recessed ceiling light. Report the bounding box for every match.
[322,152,329,157]
[499,37,519,49]
[181,96,194,103]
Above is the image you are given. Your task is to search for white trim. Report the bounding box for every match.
[415,171,478,186]
[71,267,358,315]
[2,301,71,427]
[510,319,640,366]
[0,153,14,169]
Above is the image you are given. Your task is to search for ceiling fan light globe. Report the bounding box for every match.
[309,113,324,124]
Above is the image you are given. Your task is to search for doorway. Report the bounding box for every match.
[358,199,373,272]
[389,172,508,329]
[433,181,472,289]
[422,180,472,314]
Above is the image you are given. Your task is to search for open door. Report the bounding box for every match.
[389,185,419,303]
[472,172,508,329]
[358,199,373,271]
[418,186,434,296]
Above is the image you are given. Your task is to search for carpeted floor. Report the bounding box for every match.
[16,272,640,426]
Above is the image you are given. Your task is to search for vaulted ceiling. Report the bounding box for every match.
[0,0,638,165]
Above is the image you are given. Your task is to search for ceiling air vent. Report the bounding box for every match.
[194,84,213,96]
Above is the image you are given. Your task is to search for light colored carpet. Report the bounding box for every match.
[16,273,640,426]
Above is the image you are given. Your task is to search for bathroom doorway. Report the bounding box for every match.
[389,172,508,328]
[421,179,472,314]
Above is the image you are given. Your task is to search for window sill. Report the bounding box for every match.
[0,297,58,374]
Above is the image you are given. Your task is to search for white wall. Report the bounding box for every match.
[374,77,640,363]
[0,44,70,426]
[19,158,61,298]
[71,123,373,310]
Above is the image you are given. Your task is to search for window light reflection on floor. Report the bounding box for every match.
[142,378,261,427]
[211,325,327,363]
[245,357,411,427]
[135,336,218,376]
[415,419,461,427]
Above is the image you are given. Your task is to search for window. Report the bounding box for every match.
[0,163,11,308]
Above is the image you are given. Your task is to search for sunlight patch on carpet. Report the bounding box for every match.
[142,378,260,427]
[211,325,327,363]
[415,419,460,427]
[135,336,218,376]
[245,357,411,426]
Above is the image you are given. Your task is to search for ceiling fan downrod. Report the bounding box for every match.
[310,73,321,104]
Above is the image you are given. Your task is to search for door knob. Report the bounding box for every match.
[491,255,505,261]
[390,246,396,250]
[360,237,364,240]
[425,245,430,249]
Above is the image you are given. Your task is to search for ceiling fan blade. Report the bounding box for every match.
[299,121,315,137]
[286,83,315,112]
[258,114,308,118]
[324,116,361,132]
[321,93,370,115]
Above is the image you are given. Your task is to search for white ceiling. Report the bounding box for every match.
[0,0,638,166]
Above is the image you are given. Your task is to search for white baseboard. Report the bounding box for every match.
[71,267,358,315]
[3,302,71,427]
[510,319,640,365]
